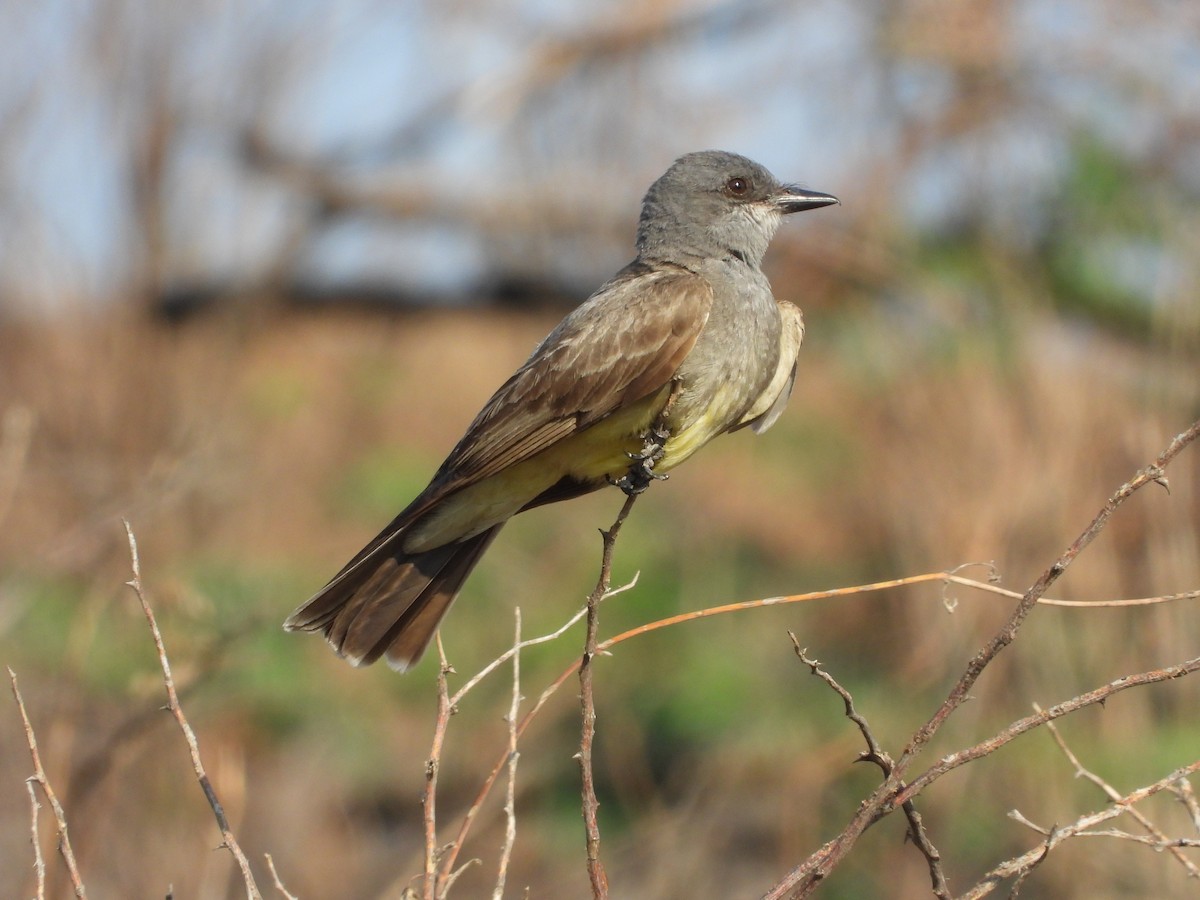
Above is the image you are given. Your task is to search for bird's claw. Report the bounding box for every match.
[610,424,671,496]
[612,465,669,496]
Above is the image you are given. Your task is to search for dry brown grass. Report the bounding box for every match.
[1,305,1197,898]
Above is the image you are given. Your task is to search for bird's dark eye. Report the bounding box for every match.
[725,176,749,196]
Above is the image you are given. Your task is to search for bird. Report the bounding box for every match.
[284,150,838,670]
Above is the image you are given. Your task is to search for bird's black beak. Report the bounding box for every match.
[774,186,840,214]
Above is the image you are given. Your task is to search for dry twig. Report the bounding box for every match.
[893,655,1200,808]
[578,491,639,899]
[1040,710,1200,879]
[9,668,81,898]
[959,761,1200,899]
[425,576,637,889]
[789,639,950,899]
[421,421,1198,898]
[1175,776,1200,832]
[424,636,454,900]
[493,609,523,900]
[431,501,1199,891]
[25,779,46,900]
[122,521,263,900]
[435,577,638,885]
[446,562,1199,871]
[764,418,1200,899]
[264,853,298,900]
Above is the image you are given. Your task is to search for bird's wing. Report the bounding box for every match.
[432,265,713,489]
[287,266,712,609]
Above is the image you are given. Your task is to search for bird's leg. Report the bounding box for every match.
[611,422,671,496]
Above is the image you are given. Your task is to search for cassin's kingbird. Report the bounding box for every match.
[285,150,838,670]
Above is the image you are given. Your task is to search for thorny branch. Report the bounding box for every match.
[959,761,1200,899]
[412,422,1198,899]
[789,639,950,900]
[894,655,1200,808]
[578,491,640,898]
[9,667,87,898]
[122,521,263,900]
[764,418,1200,899]
[1040,714,1200,879]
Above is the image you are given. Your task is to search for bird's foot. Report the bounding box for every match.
[610,424,671,496]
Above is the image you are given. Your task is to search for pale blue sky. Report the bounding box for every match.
[1,0,1196,312]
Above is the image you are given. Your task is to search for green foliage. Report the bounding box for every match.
[5,575,149,693]
[1042,136,1168,337]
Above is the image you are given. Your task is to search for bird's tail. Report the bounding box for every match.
[284,524,502,671]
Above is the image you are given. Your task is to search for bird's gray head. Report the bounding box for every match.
[635,150,838,268]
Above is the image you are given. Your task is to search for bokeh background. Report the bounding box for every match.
[2,1,1199,897]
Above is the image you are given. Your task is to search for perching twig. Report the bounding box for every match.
[435,530,1199,887]
[9,668,82,898]
[578,491,639,899]
[122,520,263,900]
[424,421,1198,897]
[433,574,638,887]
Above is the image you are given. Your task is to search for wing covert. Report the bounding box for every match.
[433,267,713,488]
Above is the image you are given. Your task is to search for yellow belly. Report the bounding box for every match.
[403,382,741,553]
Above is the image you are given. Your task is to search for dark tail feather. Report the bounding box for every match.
[284,525,502,671]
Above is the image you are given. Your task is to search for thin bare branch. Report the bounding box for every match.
[789,638,950,899]
[578,492,638,899]
[438,500,1198,886]
[25,762,47,899]
[1173,776,1200,833]
[264,853,298,900]
[595,571,1198,652]
[9,667,87,898]
[493,608,523,900]
[1040,712,1200,879]
[122,521,262,900]
[765,417,1200,899]
[424,422,1200,899]
[942,574,1199,608]
[442,858,480,896]
[440,634,588,882]
[1053,829,1200,848]
[894,655,1200,807]
[429,583,646,887]
[448,595,597,709]
[425,635,454,900]
[959,761,1200,899]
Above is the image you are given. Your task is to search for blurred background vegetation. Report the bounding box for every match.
[1,1,1198,897]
